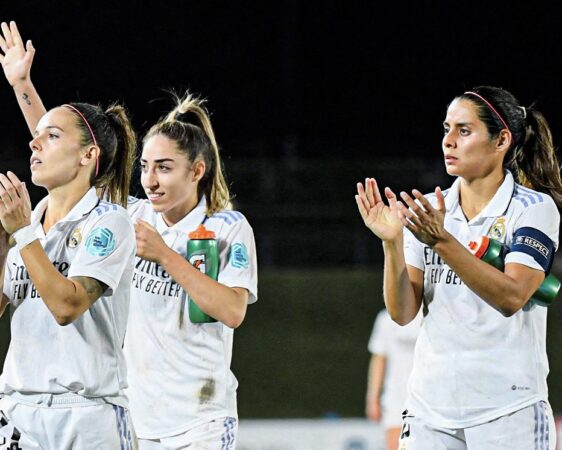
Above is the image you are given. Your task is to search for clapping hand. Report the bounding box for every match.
[0,172,32,235]
[356,178,404,242]
[396,188,447,247]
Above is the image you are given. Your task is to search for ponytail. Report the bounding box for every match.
[65,102,137,207]
[460,86,562,209]
[507,106,562,208]
[98,104,137,206]
[145,91,231,216]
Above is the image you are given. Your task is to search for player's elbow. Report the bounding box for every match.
[496,295,527,317]
[54,314,76,326]
[392,315,414,326]
[222,291,248,328]
[498,303,524,317]
[387,308,416,326]
[223,309,246,329]
[49,296,83,326]
[52,307,81,326]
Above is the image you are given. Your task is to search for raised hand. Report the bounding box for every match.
[0,172,32,234]
[397,187,448,246]
[355,178,403,242]
[0,21,35,87]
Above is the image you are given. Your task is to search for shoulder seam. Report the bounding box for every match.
[207,211,245,225]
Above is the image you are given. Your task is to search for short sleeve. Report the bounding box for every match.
[217,218,258,304]
[505,199,560,271]
[68,209,136,294]
[127,196,146,218]
[368,309,389,355]
[403,226,425,271]
[2,249,15,300]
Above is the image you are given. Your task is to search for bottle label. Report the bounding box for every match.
[189,253,207,275]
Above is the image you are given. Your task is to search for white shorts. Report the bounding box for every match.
[382,404,407,429]
[138,417,237,450]
[398,401,556,450]
[0,395,137,450]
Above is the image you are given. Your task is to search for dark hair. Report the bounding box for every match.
[456,86,562,209]
[65,102,137,207]
[143,92,230,216]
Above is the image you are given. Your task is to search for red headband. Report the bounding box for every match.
[464,91,511,135]
[63,104,100,177]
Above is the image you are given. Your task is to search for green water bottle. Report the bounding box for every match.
[187,224,219,323]
[468,236,560,307]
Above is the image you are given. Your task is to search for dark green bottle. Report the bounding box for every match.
[468,236,560,307]
[187,224,219,323]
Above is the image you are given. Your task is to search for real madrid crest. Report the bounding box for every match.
[68,228,82,248]
[489,217,506,240]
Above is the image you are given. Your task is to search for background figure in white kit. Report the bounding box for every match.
[366,308,422,450]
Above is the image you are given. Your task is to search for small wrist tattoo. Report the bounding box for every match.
[22,93,31,105]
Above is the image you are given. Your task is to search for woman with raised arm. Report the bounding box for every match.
[356,86,561,450]
[0,21,45,134]
[1,21,257,450]
[0,69,137,450]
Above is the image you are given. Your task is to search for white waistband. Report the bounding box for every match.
[2,392,110,408]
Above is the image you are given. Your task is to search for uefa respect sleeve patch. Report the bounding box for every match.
[510,227,554,272]
[85,227,116,257]
[229,243,249,269]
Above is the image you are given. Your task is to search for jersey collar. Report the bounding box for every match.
[31,188,100,225]
[445,170,515,221]
[155,196,208,234]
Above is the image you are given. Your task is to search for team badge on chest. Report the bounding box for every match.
[67,228,82,248]
[489,217,506,240]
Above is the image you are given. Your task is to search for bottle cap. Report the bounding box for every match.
[188,224,216,240]
[468,236,490,259]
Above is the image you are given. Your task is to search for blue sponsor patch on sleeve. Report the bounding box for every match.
[85,227,116,257]
[510,227,554,272]
[229,243,249,269]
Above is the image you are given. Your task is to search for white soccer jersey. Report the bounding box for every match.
[1,188,136,405]
[368,308,421,417]
[124,196,258,439]
[403,170,559,428]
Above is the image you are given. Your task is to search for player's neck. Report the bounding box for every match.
[161,195,200,227]
[43,183,91,233]
[458,170,504,220]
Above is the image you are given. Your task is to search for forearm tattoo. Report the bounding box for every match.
[22,93,31,105]
[70,276,108,304]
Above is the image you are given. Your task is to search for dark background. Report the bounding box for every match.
[1,1,562,418]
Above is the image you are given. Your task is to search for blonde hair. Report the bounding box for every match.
[144,92,231,215]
